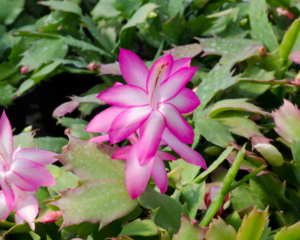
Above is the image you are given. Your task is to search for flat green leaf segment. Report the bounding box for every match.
[51,179,137,229]
[0,0,24,25]
[138,185,188,236]
[195,64,238,112]
[173,214,207,240]
[208,99,268,117]
[57,135,125,181]
[249,0,278,52]
[236,207,268,240]
[275,221,300,240]
[199,38,261,56]
[34,137,68,154]
[19,38,68,70]
[205,218,237,240]
[39,1,82,15]
[13,132,34,149]
[119,219,158,237]
[194,118,235,147]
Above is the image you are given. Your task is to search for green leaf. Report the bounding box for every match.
[225,211,243,232]
[230,184,255,211]
[112,0,142,19]
[169,159,200,185]
[0,0,25,25]
[138,185,188,236]
[50,171,82,193]
[219,45,260,66]
[34,137,68,154]
[194,118,235,147]
[173,214,207,240]
[275,221,300,240]
[39,1,82,16]
[122,3,158,30]
[81,15,112,51]
[69,124,90,141]
[34,187,51,208]
[51,179,138,228]
[162,43,202,60]
[3,222,47,240]
[181,182,206,220]
[279,19,300,65]
[62,35,112,58]
[19,38,68,71]
[57,117,88,128]
[213,111,262,139]
[208,99,267,117]
[249,0,278,52]
[162,14,186,45]
[249,173,293,211]
[194,64,239,112]
[292,141,300,185]
[194,147,234,183]
[236,207,268,240]
[13,79,34,96]
[198,38,261,56]
[119,219,158,237]
[91,0,120,21]
[63,222,99,238]
[31,60,62,82]
[0,83,14,106]
[205,218,237,240]
[57,135,125,181]
[13,132,34,149]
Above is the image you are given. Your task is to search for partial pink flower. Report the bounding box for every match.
[0,110,57,228]
[290,50,300,65]
[277,7,295,19]
[204,186,229,218]
[91,133,177,199]
[21,66,28,74]
[86,48,205,169]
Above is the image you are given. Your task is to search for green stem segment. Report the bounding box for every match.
[199,145,246,227]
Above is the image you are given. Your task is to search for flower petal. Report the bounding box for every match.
[162,128,207,169]
[85,106,126,133]
[0,110,13,163]
[170,58,191,76]
[16,194,39,231]
[119,48,149,90]
[111,146,131,160]
[11,159,56,187]
[152,155,168,194]
[109,106,153,144]
[136,110,165,165]
[159,67,198,103]
[128,133,138,144]
[5,171,38,191]
[12,144,21,162]
[147,54,174,109]
[15,148,57,166]
[164,88,200,113]
[89,134,110,143]
[159,103,194,144]
[97,85,148,107]
[0,191,10,221]
[52,101,79,117]
[0,172,14,211]
[156,150,177,160]
[125,145,153,199]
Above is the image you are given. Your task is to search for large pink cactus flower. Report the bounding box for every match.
[86,48,206,169]
[90,133,177,199]
[0,111,57,229]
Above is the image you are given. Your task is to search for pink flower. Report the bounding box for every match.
[86,48,206,169]
[277,7,295,19]
[90,133,177,199]
[42,211,63,223]
[204,186,229,218]
[0,111,57,229]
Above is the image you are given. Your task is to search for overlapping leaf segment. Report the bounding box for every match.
[0,111,57,230]
[85,48,207,199]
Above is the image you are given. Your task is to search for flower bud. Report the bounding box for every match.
[239,18,248,27]
[23,125,32,133]
[257,46,267,57]
[204,146,223,156]
[42,211,63,223]
[255,144,284,167]
[87,62,100,71]
[148,11,157,18]
[21,66,28,74]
